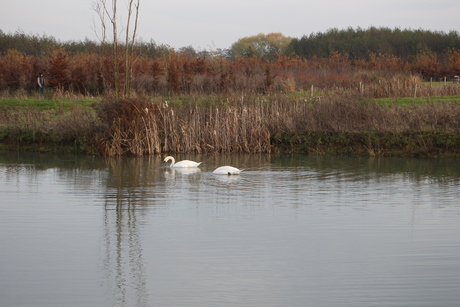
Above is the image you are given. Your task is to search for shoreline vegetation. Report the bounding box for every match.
[2,81,460,158]
[1,28,460,157]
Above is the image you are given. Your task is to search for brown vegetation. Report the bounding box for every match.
[2,78,460,157]
[96,84,460,157]
[2,48,460,97]
[2,47,460,157]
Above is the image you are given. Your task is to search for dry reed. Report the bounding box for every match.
[100,90,460,156]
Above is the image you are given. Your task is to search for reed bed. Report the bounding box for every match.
[100,97,273,156]
[99,90,460,156]
[353,74,460,98]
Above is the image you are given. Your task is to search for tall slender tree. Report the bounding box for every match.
[92,0,140,97]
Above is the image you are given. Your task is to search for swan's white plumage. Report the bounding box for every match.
[212,166,242,175]
[163,156,202,168]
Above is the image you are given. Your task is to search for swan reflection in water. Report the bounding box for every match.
[163,167,202,187]
[213,174,242,183]
[164,167,202,177]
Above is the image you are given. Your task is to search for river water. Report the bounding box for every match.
[1,152,459,307]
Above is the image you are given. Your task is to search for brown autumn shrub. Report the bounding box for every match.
[447,49,460,76]
[411,52,440,79]
[0,49,34,91]
[47,48,70,90]
[68,52,101,95]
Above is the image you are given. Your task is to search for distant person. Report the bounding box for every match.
[37,72,44,95]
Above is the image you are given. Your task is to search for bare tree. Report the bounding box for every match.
[124,0,140,95]
[91,1,107,44]
[92,0,140,97]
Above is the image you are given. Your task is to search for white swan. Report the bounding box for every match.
[212,166,242,175]
[163,156,202,168]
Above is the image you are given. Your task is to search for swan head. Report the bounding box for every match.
[163,156,175,165]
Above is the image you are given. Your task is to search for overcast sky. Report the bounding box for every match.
[1,0,459,50]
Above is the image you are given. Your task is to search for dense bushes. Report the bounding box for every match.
[1,27,460,96]
[3,48,460,97]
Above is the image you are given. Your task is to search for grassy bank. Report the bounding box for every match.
[0,98,96,111]
[0,97,102,154]
[1,92,460,157]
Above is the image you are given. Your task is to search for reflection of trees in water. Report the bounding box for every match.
[99,154,260,296]
[102,202,148,306]
[101,156,163,307]
[99,154,255,306]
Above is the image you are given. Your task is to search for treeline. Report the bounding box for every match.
[1,28,460,96]
[0,30,204,58]
[289,27,460,62]
[2,47,460,96]
[0,48,355,96]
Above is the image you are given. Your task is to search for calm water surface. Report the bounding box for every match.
[1,152,460,306]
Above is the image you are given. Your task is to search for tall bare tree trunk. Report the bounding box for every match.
[124,0,140,97]
[111,0,120,97]
[93,0,140,98]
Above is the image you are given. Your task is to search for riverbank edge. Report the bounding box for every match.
[274,130,460,158]
[1,130,460,158]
